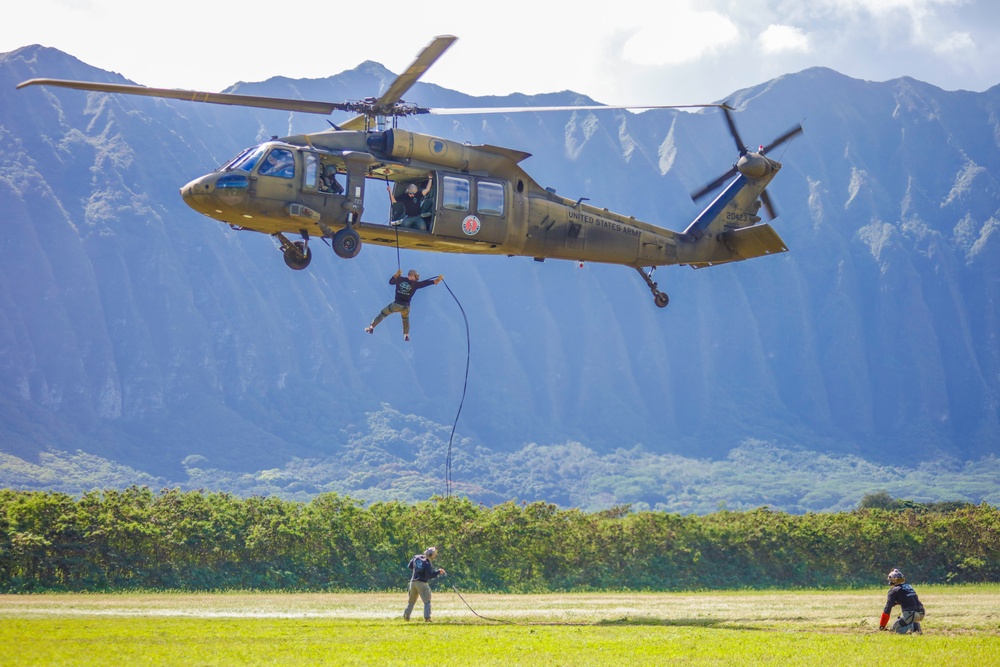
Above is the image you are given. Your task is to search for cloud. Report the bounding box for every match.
[820,0,965,14]
[933,30,975,54]
[757,25,812,54]
[621,10,740,66]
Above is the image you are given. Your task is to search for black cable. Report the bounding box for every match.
[385,175,401,271]
[440,278,470,499]
[451,583,516,624]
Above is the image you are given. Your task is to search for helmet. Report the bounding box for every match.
[425,546,437,557]
[887,568,905,584]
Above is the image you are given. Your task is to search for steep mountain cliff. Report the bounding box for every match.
[2,45,998,489]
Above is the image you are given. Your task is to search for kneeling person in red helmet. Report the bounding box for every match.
[879,568,925,634]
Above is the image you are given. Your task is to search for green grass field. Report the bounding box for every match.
[2,586,998,666]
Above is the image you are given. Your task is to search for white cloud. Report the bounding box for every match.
[758,25,812,54]
[621,10,740,66]
[821,0,965,14]
[933,30,975,54]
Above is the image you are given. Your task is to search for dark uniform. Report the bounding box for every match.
[403,549,444,621]
[365,270,441,339]
[881,581,925,633]
[390,176,434,230]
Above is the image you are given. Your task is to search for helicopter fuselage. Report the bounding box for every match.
[19,34,800,307]
[180,127,784,281]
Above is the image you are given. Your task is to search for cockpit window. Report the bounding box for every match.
[228,145,267,173]
[304,153,319,190]
[258,148,295,179]
[218,147,255,171]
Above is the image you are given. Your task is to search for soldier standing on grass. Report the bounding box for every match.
[879,568,926,634]
[403,546,446,622]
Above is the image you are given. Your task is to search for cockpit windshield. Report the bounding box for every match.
[219,144,268,173]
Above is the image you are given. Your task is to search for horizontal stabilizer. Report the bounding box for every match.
[689,224,788,269]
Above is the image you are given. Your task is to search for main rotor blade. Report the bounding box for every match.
[17,78,350,115]
[373,35,457,108]
[761,124,804,155]
[427,103,729,115]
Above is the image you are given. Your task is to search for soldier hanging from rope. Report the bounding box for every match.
[365,268,443,341]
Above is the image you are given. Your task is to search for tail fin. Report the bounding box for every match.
[679,165,789,268]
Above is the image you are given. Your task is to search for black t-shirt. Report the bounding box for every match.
[883,583,924,614]
[408,554,440,582]
[400,193,423,217]
[391,275,436,305]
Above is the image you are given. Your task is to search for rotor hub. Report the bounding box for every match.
[736,153,772,180]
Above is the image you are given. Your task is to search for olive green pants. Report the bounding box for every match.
[370,302,411,335]
[891,610,925,634]
[403,580,432,620]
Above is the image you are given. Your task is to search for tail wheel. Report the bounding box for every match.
[654,291,669,308]
[283,241,312,270]
[333,228,362,259]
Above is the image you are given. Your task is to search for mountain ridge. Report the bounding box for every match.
[1,45,998,502]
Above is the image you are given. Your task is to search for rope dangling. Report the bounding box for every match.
[385,175,401,271]
[441,278,470,499]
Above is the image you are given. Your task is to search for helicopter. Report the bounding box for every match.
[17,35,802,309]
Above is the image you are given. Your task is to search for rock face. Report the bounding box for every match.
[1,46,998,479]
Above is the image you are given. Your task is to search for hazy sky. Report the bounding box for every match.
[4,0,999,106]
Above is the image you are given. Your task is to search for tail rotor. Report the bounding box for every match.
[692,104,802,219]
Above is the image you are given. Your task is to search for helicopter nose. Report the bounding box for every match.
[181,172,248,215]
[180,173,214,203]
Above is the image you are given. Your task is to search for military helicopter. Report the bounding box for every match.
[18,35,801,308]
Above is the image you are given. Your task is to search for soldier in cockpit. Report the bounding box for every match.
[320,164,343,195]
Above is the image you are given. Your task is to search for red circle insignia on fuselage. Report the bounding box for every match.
[461,215,481,236]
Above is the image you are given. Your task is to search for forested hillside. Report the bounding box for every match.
[1,45,999,508]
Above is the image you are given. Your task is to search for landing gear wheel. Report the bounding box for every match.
[332,228,362,259]
[282,241,312,270]
[654,291,670,308]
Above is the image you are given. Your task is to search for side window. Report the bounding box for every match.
[442,175,470,211]
[258,148,295,178]
[477,181,504,216]
[304,153,319,190]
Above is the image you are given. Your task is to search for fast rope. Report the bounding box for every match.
[440,278,470,499]
[451,583,516,624]
[385,207,468,497]
[386,175,401,271]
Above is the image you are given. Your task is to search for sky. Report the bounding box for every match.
[3,0,999,107]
